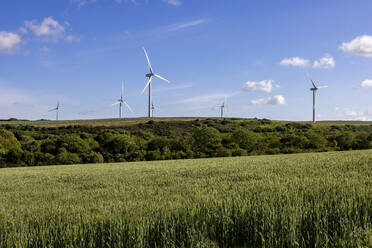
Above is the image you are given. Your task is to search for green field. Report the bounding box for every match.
[0,150,371,247]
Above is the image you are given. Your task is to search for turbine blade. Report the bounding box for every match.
[154,74,170,83]
[317,86,328,89]
[111,101,121,106]
[123,101,133,112]
[143,47,153,73]
[48,108,57,112]
[141,76,152,95]
[307,73,317,88]
[121,82,124,99]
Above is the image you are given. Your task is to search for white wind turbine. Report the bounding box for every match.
[216,97,227,118]
[307,73,328,123]
[49,102,60,120]
[140,47,170,118]
[112,82,133,118]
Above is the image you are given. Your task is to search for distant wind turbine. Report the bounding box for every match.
[140,47,170,118]
[151,103,158,118]
[307,73,328,123]
[112,82,133,118]
[49,102,60,121]
[216,97,227,118]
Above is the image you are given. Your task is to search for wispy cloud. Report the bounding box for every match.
[163,0,181,6]
[334,107,372,121]
[24,17,65,41]
[64,35,80,43]
[163,19,208,33]
[22,17,80,44]
[155,83,194,92]
[70,0,97,8]
[176,92,238,105]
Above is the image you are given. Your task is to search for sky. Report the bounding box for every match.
[1,0,372,121]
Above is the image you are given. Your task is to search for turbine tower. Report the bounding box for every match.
[216,97,227,118]
[307,74,327,123]
[141,47,170,118]
[112,82,133,118]
[49,102,60,120]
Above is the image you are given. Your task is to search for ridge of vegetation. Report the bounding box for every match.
[1,118,372,167]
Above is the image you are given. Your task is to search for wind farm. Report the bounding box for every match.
[1,1,372,247]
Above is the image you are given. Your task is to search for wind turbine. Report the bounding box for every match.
[49,102,60,120]
[307,73,328,123]
[141,47,170,118]
[151,103,159,118]
[112,82,133,118]
[216,97,227,118]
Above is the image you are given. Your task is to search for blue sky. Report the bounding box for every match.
[1,0,372,121]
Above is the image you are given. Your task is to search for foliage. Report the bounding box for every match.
[0,118,372,167]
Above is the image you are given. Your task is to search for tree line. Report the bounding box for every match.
[1,118,372,167]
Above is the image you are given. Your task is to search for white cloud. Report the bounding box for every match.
[280,57,309,67]
[361,79,372,88]
[340,35,372,57]
[313,54,335,69]
[0,31,21,53]
[24,17,65,41]
[251,95,286,105]
[164,0,181,6]
[243,80,277,93]
[64,35,80,43]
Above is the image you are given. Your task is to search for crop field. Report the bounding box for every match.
[0,150,371,247]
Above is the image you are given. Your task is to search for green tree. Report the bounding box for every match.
[231,128,259,152]
[193,126,222,157]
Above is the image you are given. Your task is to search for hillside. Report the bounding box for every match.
[0,150,371,247]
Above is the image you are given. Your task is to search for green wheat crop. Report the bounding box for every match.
[0,150,371,247]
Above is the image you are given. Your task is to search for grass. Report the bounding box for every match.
[0,150,371,247]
